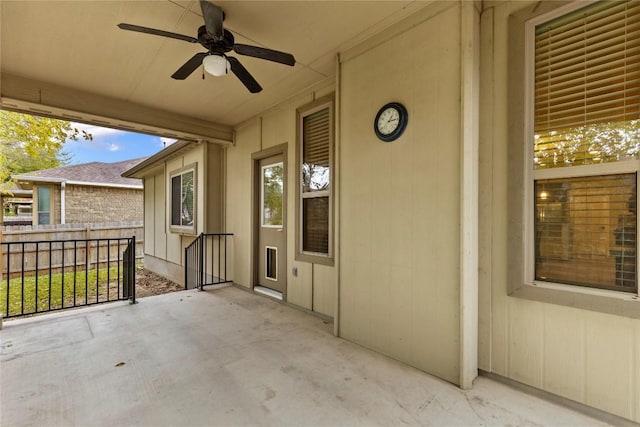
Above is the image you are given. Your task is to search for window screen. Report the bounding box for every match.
[533,0,640,169]
[531,1,639,293]
[300,104,332,256]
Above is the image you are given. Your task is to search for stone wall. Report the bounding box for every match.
[65,185,143,223]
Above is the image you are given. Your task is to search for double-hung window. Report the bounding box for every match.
[170,165,196,234]
[297,96,334,264]
[527,0,639,294]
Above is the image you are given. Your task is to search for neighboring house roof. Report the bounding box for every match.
[0,183,32,198]
[15,157,147,189]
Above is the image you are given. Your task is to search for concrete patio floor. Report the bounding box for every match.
[0,286,611,426]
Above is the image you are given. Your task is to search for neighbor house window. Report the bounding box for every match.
[170,165,196,233]
[37,186,51,225]
[297,96,334,264]
[529,0,639,293]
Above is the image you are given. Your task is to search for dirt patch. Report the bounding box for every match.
[135,267,183,299]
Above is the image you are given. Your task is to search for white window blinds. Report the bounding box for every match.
[534,0,640,169]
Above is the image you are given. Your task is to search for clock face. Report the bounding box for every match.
[374,102,408,142]
[377,107,400,135]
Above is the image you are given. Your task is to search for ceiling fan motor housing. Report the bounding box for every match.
[198,26,234,53]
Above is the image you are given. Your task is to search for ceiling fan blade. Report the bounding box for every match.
[171,53,208,80]
[233,44,295,66]
[117,23,198,43]
[199,1,224,40]
[227,57,262,93]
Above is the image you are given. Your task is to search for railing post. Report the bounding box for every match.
[199,234,204,291]
[184,246,189,290]
[130,236,136,304]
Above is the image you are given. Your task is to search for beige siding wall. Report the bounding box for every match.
[144,174,157,256]
[226,121,259,290]
[141,143,223,285]
[64,185,142,223]
[479,1,640,422]
[164,145,205,266]
[226,85,336,317]
[206,144,224,233]
[339,2,462,385]
[153,171,167,261]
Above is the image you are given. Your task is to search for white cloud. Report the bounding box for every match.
[70,122,126,138]
[108,143,121,152]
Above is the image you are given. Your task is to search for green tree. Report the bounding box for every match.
[0,111,92,192]
[263,165,283,225]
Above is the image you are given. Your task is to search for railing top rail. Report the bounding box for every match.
[201,233,234,237]
[1,237,135,246]
[185,235,202,251]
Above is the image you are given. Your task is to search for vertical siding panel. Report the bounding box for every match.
[313,263,335,317]
[542,304,585,402]
[144,176,155,256]
[635,323,640,421]
[508,298,544,388]
[226,121,261,288]
[478,4,494,374]
[340,3,462,385]
[488,0,512,379]
[154,171,166,260]
[585,315,634,420]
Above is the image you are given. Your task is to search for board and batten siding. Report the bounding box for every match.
[140,143,224,285]
[339,2,463,385]
[478,1,640,422]
[226,83,336,317]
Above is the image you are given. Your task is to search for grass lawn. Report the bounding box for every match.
[1,266,130,318]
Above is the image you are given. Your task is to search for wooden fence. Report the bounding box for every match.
[1,221,143,278]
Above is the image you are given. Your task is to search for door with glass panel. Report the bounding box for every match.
[258,155,286,294]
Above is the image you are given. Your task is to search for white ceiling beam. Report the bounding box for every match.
[1,73,233,144]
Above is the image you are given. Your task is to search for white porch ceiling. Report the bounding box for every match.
[1,1,427,138]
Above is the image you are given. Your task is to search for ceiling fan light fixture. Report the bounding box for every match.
[203,54,229,77]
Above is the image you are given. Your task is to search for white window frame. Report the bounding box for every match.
[296,96,334,265]
[521,1,640,301]
[169,163,197,235]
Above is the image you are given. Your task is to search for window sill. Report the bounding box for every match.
[295,253,334,267]
[169,226,197,236]
[510,282,640,319]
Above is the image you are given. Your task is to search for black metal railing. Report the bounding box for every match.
[185,233,233,290]
[1,236,136,318]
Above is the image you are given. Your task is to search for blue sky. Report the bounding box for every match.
[64,123,176,164]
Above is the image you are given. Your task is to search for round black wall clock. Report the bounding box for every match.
[374,102,408,142]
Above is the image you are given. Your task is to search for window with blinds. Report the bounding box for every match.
[170,167,195,231]
[535,174,637,292]
[532,0,639,293]
[300,102,332,256]
[533,0,640,169]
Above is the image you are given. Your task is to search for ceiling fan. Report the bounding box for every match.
[118,0,296,93]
